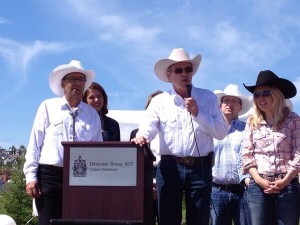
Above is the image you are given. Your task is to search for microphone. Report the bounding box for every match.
[186,84,192,98]
[185,84,200,156]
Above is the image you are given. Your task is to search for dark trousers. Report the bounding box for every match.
[153,166,159,225]
[153,198,159,225]
[35,165,63,225]
[156,158,212,225]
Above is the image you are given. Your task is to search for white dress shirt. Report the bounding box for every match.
[24,97,102,184]
[138,86,228,157]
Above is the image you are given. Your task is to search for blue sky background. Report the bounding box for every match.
[1,0,300,148]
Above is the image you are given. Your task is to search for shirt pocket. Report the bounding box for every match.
[273,132,287,155]
[50,120,63,137]
[252,131,270,149]
[76,122,94,141]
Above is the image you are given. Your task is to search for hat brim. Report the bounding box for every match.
[243,78,296,99]
[154,55,202,82]
[214,91,252,116]
[49,66,95,97]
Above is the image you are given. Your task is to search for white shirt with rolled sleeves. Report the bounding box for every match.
[23,97,103,184]
[137,87,228,157]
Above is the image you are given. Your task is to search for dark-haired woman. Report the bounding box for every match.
[83,82,120,141]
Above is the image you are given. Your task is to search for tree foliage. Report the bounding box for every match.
[0,155,38,225]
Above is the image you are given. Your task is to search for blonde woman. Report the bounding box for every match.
[242,70,300,225]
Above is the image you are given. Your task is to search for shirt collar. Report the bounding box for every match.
[60,96,85,112]
[230,118,239,126]
[258,120,268,125]
[169,89,185,105]
[228,118,244,133]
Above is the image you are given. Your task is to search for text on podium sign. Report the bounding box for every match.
[69,147,137,186]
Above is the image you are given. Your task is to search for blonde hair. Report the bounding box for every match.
[249,87,290,130]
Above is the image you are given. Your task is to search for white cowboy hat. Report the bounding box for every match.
[214,84,252,116]
[49,60,95,97]
[154,48,202,82]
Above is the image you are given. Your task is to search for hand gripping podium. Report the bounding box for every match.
[53,141,155,225]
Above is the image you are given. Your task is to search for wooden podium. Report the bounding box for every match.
[56,142,155,225]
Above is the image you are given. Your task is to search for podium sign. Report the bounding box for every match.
[62,142,154,225]
[69,147,137,186]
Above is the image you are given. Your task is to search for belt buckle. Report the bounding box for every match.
[261,174,285,182]
[183,157,195,166]
[224,185,230,192]
[273,174,284,181]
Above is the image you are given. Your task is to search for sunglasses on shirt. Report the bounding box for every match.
[173,67,193,74]
[253,90,272,98]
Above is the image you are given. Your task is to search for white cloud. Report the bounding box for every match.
[0,38,73,100]
[187,19,295,71]
[0,38,72,74]
[0,17,12,24]
[0,38,70,74]
[63,1,161,44]
[124,26,160,43]
[214,22,240,49]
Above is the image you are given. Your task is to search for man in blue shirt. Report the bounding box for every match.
[211,84,252,225]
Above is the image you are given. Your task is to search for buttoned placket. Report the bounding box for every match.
[176,95,194,157]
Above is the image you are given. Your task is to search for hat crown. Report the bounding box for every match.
[256,70,278,85]
[168,48,192,61]
[223,84,243,97]
[69,60,84,70]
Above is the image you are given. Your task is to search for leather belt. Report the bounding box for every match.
[161,152,213,167]
[38,164,63,173]
[259,173,286,182]
[212,182,243,193]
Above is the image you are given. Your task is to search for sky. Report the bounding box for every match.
[1,0,300,148]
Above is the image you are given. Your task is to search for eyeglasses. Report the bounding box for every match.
[254,90,272,99]
[221,98,242,105]
[64,77,87,83]
[173,66,193,74]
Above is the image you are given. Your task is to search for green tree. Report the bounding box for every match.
[0,155,38,224]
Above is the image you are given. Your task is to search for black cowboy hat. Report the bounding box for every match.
[243,70,297,99]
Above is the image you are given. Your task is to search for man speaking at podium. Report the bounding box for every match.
[132,48,228,225]
[23,60,103,225]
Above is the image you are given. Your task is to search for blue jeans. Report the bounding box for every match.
[242,188,252,225]
[210,185,248,225]
[156,158,212,225]
[247,177,300,225]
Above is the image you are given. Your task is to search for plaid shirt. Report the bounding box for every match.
[242,112,300,175]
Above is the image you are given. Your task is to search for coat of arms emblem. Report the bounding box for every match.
[73,155,87,177]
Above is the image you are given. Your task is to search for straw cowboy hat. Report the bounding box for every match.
[154,48,202,82]
[243,70,297,99]
[49,60,95,97]
[214,84,252,116]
